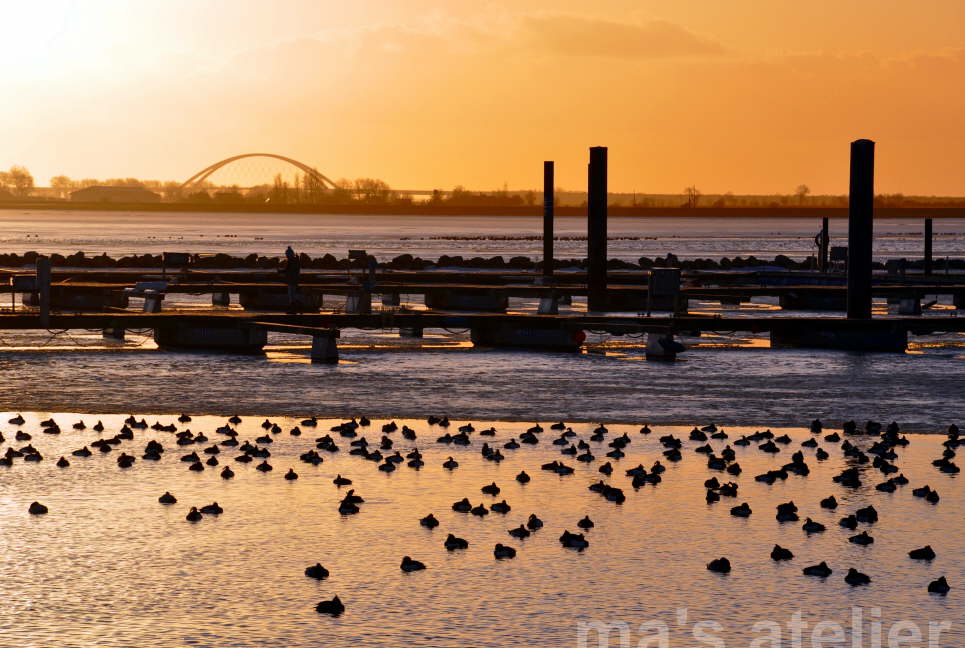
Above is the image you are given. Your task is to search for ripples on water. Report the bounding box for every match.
[2,211,964,261]
[0,414,960,647]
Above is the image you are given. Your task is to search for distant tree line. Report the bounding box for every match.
[4,164,965,208]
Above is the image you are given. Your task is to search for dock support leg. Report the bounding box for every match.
[898,297,922,316]
[543,160,554,279]
[36,256,51,328]
[311,331,339,364]
[819,216,830,272]
[346,290,372,314]
[143,291,164,313]
[847,139,875,319]
[102,327,125,340]
[924,218,933,276]
[382,293,401,307]
[587,146,608,312]
[212,291,230,307]
[538,295,559,315]
[645,332,684,361]
[399,327,423,338]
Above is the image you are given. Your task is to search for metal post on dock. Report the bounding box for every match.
[36,256,51,328]
[847,139,874,319]
[543,161,554,279]
[819,216,830,273]
[924,218,933,276]
[587,146,608,312]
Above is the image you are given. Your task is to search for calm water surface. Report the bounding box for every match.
[0,414,960,647]
[2,210,964,262]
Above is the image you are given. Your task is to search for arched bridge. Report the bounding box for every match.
[181,153,337,190]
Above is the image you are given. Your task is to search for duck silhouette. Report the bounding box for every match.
[315,595,344,616]
[444,533,469,550]
[927,577,950,595]
[730,503,752,518]
[526,514,543,530]
[481,482,500,496]
[849,531,874,545]
[220,466,234,479]
[909,546,936,560]
[508,525,531,539]
[158,492,177,504]
[420,513,439,529]
[577,515,594,529]
[400,556,426,572]
[707,557,731,573]
[515,470,531,483]
[770,545,793,561]
[494,543,517,559]
[185,507,202,522]
[802,518,826,534]
[333,474,352,486]
[844,568,871,586]
[452,498,472,513]
[803,562,832,578]
[28,501,48,515]
[305,563,329,579]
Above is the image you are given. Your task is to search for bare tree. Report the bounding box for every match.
[795,184,810,205]
[8,165,34,197]
[683,185,701,209]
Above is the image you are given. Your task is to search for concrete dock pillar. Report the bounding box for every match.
[36,256,51,328]
[587,146,608,312]
[212,291,230,307]
[399,326,424,338]
[102,327,125,340]
[538,295,559,315]
[382,293,401,307]
[847,139,875,319]
[143,290,164,313]
[310,330,339,364]
[898,297,922,316]
[645,332,684,361]
[924,218,933,276]
[346,290,372,314]
[819,216,830,272]
[543,160,554,279]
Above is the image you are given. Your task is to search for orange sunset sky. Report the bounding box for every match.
[3,0,965,195]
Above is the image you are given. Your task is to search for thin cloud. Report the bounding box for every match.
[522,14,726,59]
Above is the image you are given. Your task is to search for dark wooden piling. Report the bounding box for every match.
[818,216,830,272]
[587,147,608,311]
[847,139,875,319]
[543,161,554,279]
[924,218,933,276]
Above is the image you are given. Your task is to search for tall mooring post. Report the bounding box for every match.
[847,139,874,319]
[818,216,830,272]
[587,146,608,312]
[543,161,555,279]
[36,256,51,328]
[924,218,933,276]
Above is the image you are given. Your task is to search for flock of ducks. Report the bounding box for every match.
[7,412,958,614]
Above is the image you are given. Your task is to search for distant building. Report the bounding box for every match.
[70,186,161,203]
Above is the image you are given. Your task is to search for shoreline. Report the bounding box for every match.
[0,408,952,434]
[3,202,965,218]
